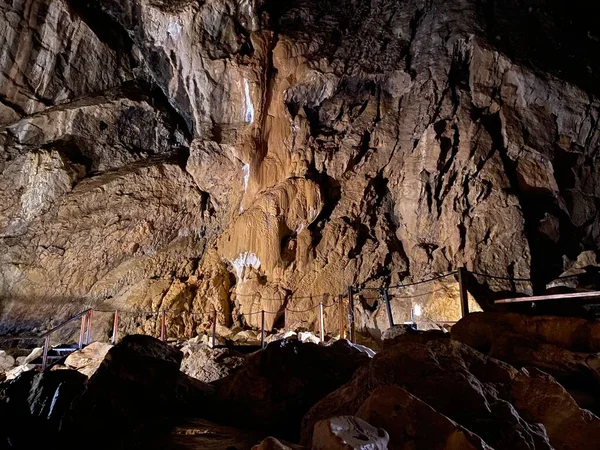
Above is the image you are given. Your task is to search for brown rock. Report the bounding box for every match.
[311,416,389,450]
[302,332,600,449]
[356,385,491,450]
[252,436,299,450]
[452,312,600,412]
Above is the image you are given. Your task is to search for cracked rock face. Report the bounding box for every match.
[1,0,599,334]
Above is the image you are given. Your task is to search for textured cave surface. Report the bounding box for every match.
[1,0,599,335]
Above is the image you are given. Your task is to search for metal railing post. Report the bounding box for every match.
[160,310,166,341]
[348,286,355,343]
[319,302,325,343]
[112,310,119,345]
[212,308,217,348]
[261,310,265,349]
[42,335,50,370]
[338,294,344,339]
[381,287,394,328]
[79,314,87,349]
[458,267,469,318]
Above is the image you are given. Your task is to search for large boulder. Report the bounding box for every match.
[213,338,371,439]
[301,332,600,449]
[311,416,389,450]
[180,341,246,383]
[356,385,491,450]
[61,335,190,447]
[452,312,600,411]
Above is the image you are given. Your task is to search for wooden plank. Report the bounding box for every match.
[495,291,600,304]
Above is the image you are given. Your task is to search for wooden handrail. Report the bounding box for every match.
[495,291,600,304]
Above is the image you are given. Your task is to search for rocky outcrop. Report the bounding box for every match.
[452,312,600,411]
[213,338,370,439]
[301,331,600,449]
[1,0,599,337]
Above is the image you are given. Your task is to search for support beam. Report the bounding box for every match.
[381,288,394,328]
[261,310,265,349]
[212,308,217,348]
[112,310,119,345]
[338,295,344,339]
[319,302,325,342]
[86,310,93,345]
[42,335,50,370]
[348,286,355,343]
[160,310,166,342]
[79,314,87,349]
[458,267,469,317]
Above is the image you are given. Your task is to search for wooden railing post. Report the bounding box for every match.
[42,335,50,370]
[348,286,355,343]
[458,267,469,318]
[112,310,119,345]
[160,310,166,341]
[319,302,325,343]
[338,295,344,339]
[86,310,93,345]
[381,287,394,328]
[261,310,265,349]
[79,314,87,349]
[212,308,217,348]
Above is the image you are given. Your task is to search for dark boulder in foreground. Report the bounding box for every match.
[212,338,371,440]
[1,335,213,449]
[0,369,86,448]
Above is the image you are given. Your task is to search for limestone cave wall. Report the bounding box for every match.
[1,0,599,335]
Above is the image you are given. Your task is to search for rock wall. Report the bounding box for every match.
[1,0,599,335]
